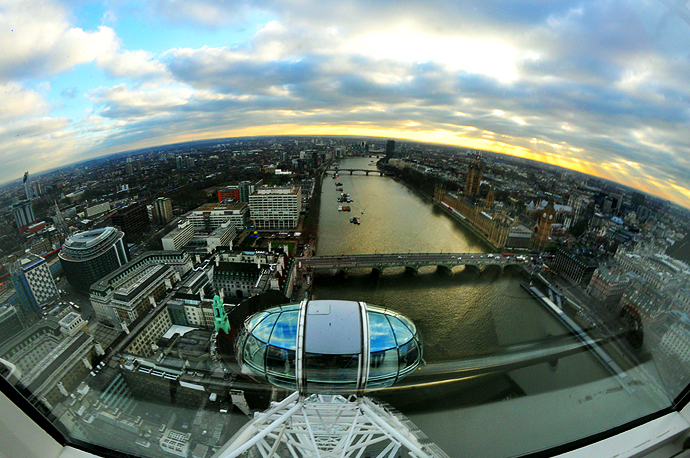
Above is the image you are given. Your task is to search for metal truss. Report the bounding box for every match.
[214,391,449,458]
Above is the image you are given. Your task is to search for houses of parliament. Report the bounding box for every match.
[433,160,556,252]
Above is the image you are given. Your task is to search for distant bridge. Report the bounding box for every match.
[325,168,391,176]
[297,252,531,275]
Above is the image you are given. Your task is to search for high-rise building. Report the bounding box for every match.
[239,180,262,202]
[385,140,395,160]
[249,186,301,230]
[23,171,33,200]
[59,227,128,292]
[10,253,60,318]
[124,162,134,176]
[12,200,36,230]
[111,203,150,244]
[152,197,173,224]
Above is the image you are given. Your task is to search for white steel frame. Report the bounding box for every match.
[214,391,448,458]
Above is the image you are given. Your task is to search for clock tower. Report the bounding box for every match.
[531,201,556,252]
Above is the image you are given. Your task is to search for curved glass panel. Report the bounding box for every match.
[243,334,267,371]
[398,340,420,373]
[246,311,272,333]
[369,311,397,352]
[387,315,414,345]
[265,346,296,377]
[369,349,399,379]
[268,310,299,350]
[305,352,359,385]
[252,312,280,343]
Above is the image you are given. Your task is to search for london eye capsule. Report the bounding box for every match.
[235,300,422,393]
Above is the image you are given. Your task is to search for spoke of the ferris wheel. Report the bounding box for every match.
[214,393,445,458]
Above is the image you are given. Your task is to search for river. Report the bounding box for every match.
[312,156,610,395]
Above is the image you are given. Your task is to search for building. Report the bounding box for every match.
[10,254,60,318]
[152,197,173,225]
[59,227,128,293]
[85,202,111,218]
[23,171,34,200]
[465,160,483,196]
[162,221,195,251]
[187,202,249,231]
[552,246,600,285]
[531,200,556,252]
[1,320,98,409]
[238,180,262,203]
[615,252,689,293]
[249,186,301,230]
[620,281,672,328]
[587,265,630,305]
[214,250,296,299]
[12,200,36,231]
[89,251,192,326]
[506,225,533,249]
[385,139,395,160]
[218,186,239,202]
[111,203,150,245]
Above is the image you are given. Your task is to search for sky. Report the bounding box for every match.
[2,0,690,207]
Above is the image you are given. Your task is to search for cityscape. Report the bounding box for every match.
[1,135,690,457]
[3,0,690,457]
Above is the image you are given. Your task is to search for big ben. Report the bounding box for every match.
[531,201,556,252]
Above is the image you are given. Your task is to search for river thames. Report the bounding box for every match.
[309,157,670,457]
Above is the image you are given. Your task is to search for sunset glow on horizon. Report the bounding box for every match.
[2,0,690,207]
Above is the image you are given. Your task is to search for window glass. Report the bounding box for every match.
[369,312,396,352]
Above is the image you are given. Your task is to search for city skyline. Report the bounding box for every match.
[2,0,690,207]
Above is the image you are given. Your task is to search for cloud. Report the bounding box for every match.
[60,87,78,98]
[0,0,167,82]
[3,0,690,207]
[0,82,50,121]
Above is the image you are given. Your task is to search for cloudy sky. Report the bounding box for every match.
[2,0,690,206]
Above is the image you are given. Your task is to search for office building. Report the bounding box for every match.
[12,200,36,231]
[187,202,248,231]
[249,186,301,230]
[162,221,195,251]
[10,254,60,318]
[59,227,128,293]
[152,197,173,224]
[89,251,192,326]
[111,203,150,244]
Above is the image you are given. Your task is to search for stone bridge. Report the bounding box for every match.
[297,252,531,275]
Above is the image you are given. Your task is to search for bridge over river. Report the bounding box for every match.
[325,168,391,176]
[297,252,532,275]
